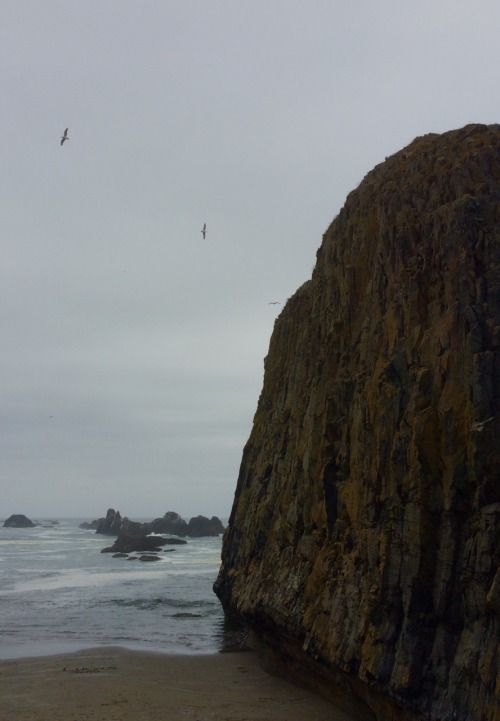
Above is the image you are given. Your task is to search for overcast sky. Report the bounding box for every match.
[1,1,499,521]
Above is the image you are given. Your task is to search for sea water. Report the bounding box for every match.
[0,518,229,660]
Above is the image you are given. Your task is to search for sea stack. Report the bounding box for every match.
[214,124,499,721]
[3,514,36,528]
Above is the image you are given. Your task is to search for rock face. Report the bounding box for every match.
[214,125,499,721]
[3,514,36,528]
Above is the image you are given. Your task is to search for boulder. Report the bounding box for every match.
[3,514,36,528]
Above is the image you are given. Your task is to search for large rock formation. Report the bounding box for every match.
[85,508,225,537]
[214,124,499,721]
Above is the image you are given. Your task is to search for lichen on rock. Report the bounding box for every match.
[214,124,499,721]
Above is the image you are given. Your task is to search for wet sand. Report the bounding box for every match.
[0,646,357,721]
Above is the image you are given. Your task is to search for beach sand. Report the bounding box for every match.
[0,646,357,721]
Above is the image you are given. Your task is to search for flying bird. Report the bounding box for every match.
[60,128,69,146]
[201,223,207,239]
[268,301,281,305]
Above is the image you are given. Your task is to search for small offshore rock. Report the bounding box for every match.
[79,520,99,530]
[101,533,169,554]
[3,514,36,528]
[163,537,187,545]
[172,612,202,618]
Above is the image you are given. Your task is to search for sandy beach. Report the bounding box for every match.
[0,646,357,721]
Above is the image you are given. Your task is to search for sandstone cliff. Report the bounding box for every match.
[214,124,499,721]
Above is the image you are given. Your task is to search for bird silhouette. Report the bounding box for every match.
[268,301,281,305]
[201,223,207,239]
[60,128,69,146]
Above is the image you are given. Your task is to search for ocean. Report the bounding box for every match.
[0,518,229,660]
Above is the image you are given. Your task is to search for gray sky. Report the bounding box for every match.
[1,1,499,520]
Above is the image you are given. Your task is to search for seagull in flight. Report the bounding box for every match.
[268,301,281,305]
[60,128,69,146]
[201,223,207,239]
